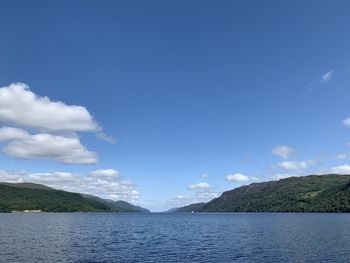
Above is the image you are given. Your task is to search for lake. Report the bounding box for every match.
[0,213,349,262]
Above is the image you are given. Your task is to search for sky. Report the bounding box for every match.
[0,0,350,211]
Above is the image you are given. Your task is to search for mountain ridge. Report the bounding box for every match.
[174,174,350,212]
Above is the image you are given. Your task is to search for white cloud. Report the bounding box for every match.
[226,173,249,182]
[271,145,295,159]
[89,169,119,178]
[201,173,209,178]
[188,182,210,190]
[2,130,98,164]
[0,83,115,164]
[0,169,139,202]
[0,127,29,141]
[331,165,350,174]
[321,70,333,84]
[342,118,350,127]
[275,160,313,170]
[0,83,99,132]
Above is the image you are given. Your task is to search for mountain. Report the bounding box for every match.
[174,174,350,212]
[0,182,149,213]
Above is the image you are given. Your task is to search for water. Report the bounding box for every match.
[0,213,350,262]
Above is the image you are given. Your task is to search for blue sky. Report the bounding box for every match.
[1,0,350,211]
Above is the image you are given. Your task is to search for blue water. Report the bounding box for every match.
[0,213,350,262]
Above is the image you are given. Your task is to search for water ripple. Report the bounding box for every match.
[0,213,350,262]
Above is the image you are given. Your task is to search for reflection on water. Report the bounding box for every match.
[0,213,349,262]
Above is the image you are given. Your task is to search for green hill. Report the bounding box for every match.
[0,182,149,213]
[175,174,350,212]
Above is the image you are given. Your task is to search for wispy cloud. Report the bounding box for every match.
[89,169,119,178]
[96,132,116,144]
[320,70,333,84]
[336,153,349,160]
[271,145,296,159]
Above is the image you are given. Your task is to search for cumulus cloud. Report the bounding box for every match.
[0,127,29,141]
[321,70,333,84]
[1,129,98,164]
[0,169,139,202]
[271,145,295,159]
[188,182,210,190]
[275,160,314,170]
[0,83,99,132]
[0,83,116,164]
[331,165,350,174]
[226,173,249,182]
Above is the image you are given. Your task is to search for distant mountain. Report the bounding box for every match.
[82,194,150,212]
[0,182,149,213]
[174,202,206,212]
[110,200,150,213]
[174,174,350,212]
